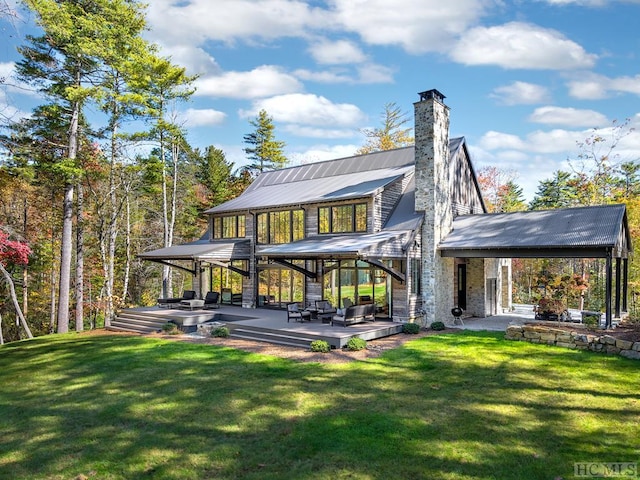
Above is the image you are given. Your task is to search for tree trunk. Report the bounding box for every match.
[0,263,33,338]
[56,181,74,334]
[0,312,3,345]
[122,190,131,303]
[57,95,80,334]
[75,181,84,331]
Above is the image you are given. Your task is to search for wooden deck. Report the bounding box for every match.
[111,305,404,349]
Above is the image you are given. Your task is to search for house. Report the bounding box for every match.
[139,89,631,327]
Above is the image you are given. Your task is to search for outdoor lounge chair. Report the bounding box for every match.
[287,303,311,323]
[157,290,196,308]
[332,304,375,327]
[315,300,337,323]
[203,291,220,309]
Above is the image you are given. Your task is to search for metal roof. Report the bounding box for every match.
[258,230,416,259]
[439,204,631,258]
[137,239,250,261]
[207,141,463,213]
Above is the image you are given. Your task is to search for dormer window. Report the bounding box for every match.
[318,203,367,234]
[213,214,246,239]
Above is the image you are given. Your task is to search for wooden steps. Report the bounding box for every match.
[109,310,168,334]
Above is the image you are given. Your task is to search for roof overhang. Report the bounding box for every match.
[439,204,631,259]
[258,230,414,282]
[137,240,250,274]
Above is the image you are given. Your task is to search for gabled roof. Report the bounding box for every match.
[439,204,631,258]
[207,140,466,214]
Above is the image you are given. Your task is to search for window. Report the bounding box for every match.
[318,203,367,234]
[213,214,245,239]
[256,209,305,244]
[410,258,422,295]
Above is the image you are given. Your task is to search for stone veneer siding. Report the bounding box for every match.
[506,324,640,360]
[414,92,453,325]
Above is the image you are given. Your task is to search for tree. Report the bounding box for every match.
[477,166,525,212]
[17,0,151,333]
[194,145,235,208]
[0,229,33,342]
[529,170,578,210]
[356,102,413,155]
[243,110,287,174]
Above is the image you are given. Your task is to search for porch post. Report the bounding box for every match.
[605,253,613,328]
[615,257,621,318]
[623,258,629,312]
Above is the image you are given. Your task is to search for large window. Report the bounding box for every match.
[318,203,367,234]
[256,209,304,244]
[410,258,422,295]
[213,215,246,239]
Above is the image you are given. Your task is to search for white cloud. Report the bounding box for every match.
[146,0,328,45]
[450,22,597,70]
[294,63,394,85]
[158,45,220,76]
[284,125,357,139]
[331,0,489,54]
[289,144,361,165]
[479,131,527,151]
[308,39,367,65]
[490,81,551,105]
[528,106,608,127]
[241,93,366,128]
[194,65,303,99]
[180,108,227,127]
[567,73,640,99]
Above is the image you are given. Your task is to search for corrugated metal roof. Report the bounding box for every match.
[258,230,415,259]
[439,204,628,254]
[137,239,250,260]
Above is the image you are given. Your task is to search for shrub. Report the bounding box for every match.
[212,326,230,338]
[430,321,446,331]
[402,323,420,334]
[345,337,367,351]
[583,314,600,331]
[162,322,180,334]
[310,340,331,353]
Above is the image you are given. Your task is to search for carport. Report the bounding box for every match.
[439,204,632,327]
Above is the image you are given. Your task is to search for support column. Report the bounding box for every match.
[622,258,629,312]
[605,254,613,328]
[615,257,621,318]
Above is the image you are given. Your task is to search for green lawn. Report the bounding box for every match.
[0,331,638,480]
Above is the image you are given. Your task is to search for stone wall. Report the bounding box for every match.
[506,324,640,360]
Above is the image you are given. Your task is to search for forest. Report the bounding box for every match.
[1,1,639,343]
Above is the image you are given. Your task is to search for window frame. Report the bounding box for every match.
[318,202,368,234]
[256,209,305,244]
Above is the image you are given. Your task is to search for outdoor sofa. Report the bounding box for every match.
[157,290,196,308]
[332,304,375,327]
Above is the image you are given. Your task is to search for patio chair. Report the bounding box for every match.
[203,291,220,309]
[157,290,196,308]
[315,300,337,315]
[342,298,354,309]
[287,303,311,323]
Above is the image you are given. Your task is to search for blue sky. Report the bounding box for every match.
[2,0,640,200]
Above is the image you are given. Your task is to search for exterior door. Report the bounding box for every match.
[457,264,467,310]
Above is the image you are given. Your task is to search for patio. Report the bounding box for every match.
[112,305,404,349]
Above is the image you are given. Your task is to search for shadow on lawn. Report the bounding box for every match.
[0,331,639,479]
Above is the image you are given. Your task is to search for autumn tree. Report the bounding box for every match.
[356,102,414,155]
[194,145,235,208]
[477,166,526,212]
[0,229,33,342]
[16,0,155,333]
[243,109,287,175]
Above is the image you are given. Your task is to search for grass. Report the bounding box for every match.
[0,331,639,479]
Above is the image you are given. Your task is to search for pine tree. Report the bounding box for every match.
[243,110,287,174]
[356,102,414,155]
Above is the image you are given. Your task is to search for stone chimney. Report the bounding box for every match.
[414,89,454,324]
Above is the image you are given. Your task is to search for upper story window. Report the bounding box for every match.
[318,203,367,234]
[213,214,246,239]
[256,209,304,244]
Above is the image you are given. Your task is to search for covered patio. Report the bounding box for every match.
[440,204,632,328]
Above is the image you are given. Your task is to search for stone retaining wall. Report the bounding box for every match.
[505,324,640,360]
